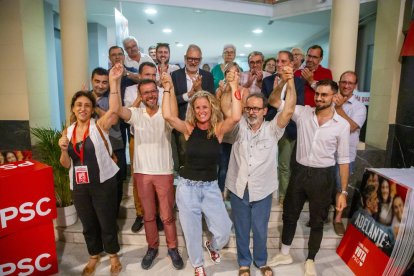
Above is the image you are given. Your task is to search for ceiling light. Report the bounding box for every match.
[176,43,184,47]
[144,8,157,15]
[239,53,246,56]
[193,9,205,13]
[252,28,263,34]
[244,44,252,48]
[163,28,172,33]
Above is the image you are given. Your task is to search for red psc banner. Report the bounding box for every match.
[0,222,58,275]
[0,160,57,238]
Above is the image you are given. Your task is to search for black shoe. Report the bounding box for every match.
[131,216,144,233]
[156,215,164,232]
[141,248,158,270]
[168,248,184,270]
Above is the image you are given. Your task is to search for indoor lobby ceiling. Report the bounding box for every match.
[48,0,377,63]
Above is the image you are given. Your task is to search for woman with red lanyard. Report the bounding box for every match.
[58,65,123,276]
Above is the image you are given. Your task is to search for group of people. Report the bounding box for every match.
[58,35,368,276]
[0,150,30,164]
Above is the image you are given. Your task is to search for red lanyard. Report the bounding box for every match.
[72,121,90,165]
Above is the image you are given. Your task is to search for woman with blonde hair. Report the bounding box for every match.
[162,70,242,275]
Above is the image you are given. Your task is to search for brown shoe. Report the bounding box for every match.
[259,265,273,276]
[333,221,346,236]
[109,254,122,276]
[82,255,101,276]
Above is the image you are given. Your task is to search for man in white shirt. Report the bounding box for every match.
[109,65,184,270]
[240,51,271,94]
[332,71,367,236]
[123,36,155,80]
[269,79,350,276]
[226,67,296,276]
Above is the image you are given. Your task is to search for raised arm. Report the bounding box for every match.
[216,71,242,139]
[276,67,296,129]
[58,128,71,169]
[108,63,132,126]
[161,72,188,135]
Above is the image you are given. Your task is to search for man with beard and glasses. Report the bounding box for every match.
[155,43,180,82]
[226,66,297,276]
[269,79,350,276]
[124,62,166,233]
[110,70,184,271]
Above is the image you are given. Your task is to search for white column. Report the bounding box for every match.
[328,0,360,81]
[60,0,89,122]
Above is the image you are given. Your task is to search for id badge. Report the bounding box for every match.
[75,165,90,184]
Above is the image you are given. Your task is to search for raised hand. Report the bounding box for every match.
[333,93,348,108]
[227,71,240,91]
[301,68,314,84]
[192,74,202,92]
[256,70,263,81]
[280,66,294,82]
[161,72,173,91]
[109,63,124,82]
[58,128,69,151]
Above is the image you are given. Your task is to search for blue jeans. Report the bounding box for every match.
[230,189,272,267]
[176,177,232,267]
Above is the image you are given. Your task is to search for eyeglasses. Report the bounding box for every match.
[223,51,235,55]
[186,57,201,63]
[244,106,264,113]
[306,54,321,60]
[339,81,356,86]
[124,44,137,50]
[249,60,263,65]
[141,89,158,97]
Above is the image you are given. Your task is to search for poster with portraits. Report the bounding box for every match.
[0,150,32,165]
[337,168,414,275]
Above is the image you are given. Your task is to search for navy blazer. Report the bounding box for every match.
[171,68,215,120]
[261,75,305,140]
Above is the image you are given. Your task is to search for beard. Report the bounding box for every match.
[247,115,259,126]
[315,102,332,112]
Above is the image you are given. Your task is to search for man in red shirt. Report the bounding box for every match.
[294,45,332,106]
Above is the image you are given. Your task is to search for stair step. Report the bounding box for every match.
[57,215,345,250]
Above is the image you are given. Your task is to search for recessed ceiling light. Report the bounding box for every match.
[252,28,263,34]
[144,8,157,15]
[163,28,172,33]
[193,9,205,13]
[244,44,252,48]
[239,53,246,56]
[176,43,184,47]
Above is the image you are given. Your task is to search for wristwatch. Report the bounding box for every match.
[126,72,130,77]
[310,81,317,90]
[341,190,348,197]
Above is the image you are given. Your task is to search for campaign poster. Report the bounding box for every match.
[337,169,410,275]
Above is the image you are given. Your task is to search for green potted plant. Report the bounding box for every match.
[31,125,77,226]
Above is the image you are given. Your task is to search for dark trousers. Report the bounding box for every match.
[114,148,126,215]
[73,176,120,255]
[218,142,232,192]
[281,163,335,260]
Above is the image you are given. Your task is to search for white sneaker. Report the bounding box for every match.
[304,259,317,276]
[268,253,293,267]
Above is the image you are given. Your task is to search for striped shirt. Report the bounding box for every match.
[127,107,173,175]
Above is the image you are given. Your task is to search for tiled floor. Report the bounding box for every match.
[56,242,354,275]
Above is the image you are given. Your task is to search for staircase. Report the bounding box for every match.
[56,178,345,250]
